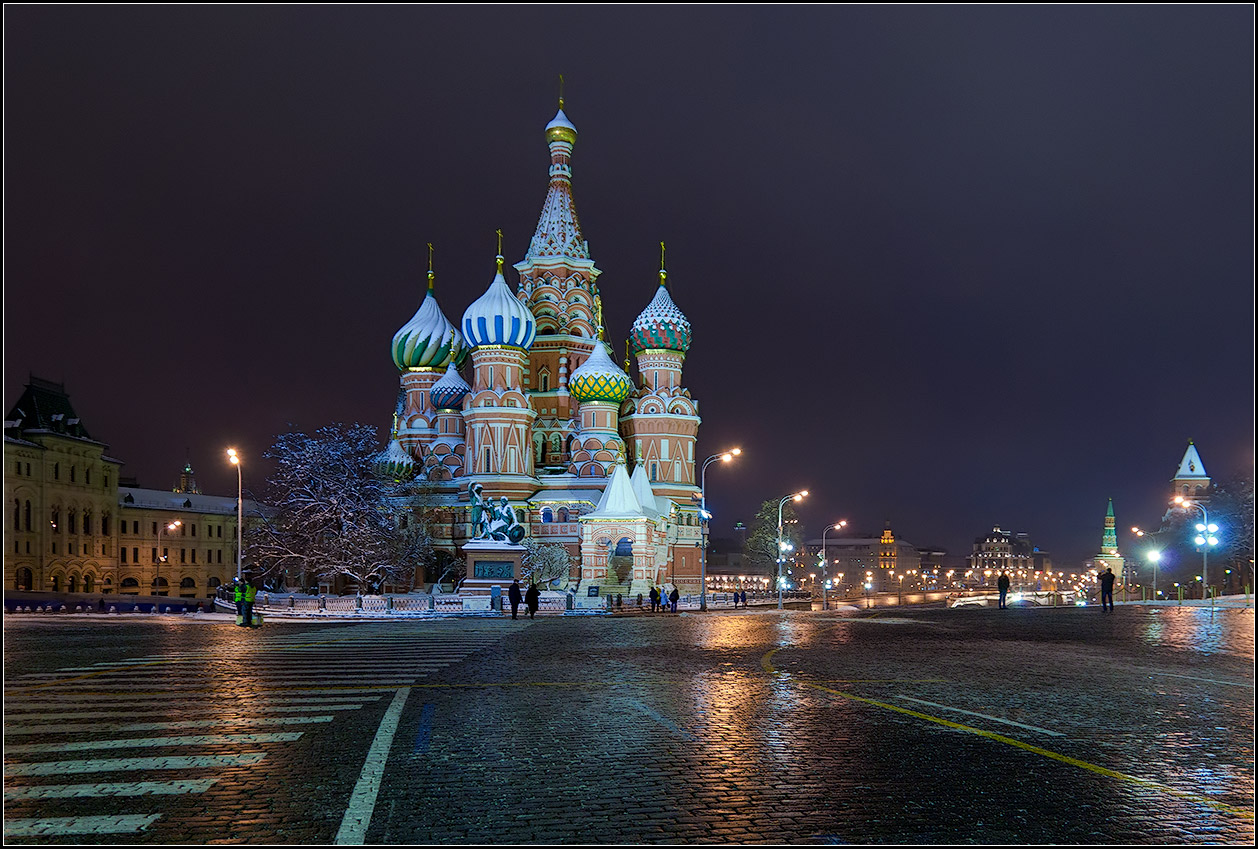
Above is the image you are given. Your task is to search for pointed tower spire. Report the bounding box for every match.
[1101,498,1119,556]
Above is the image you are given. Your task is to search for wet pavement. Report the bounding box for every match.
[3,604,1254,844]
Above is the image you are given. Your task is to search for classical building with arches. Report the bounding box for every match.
[379,99,704,596]
[4,377,243,602]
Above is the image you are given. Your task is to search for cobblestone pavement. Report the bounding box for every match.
[3,604,1254,844]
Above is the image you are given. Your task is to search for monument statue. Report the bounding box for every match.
[470,483,526,544]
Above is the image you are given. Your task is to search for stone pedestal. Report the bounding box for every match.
[462,540,525,595]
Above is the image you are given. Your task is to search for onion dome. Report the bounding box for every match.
[629,267,692,354]
[429,363,470,410]
[375,437,417,481]
[391,268,464,371]
[546,106,577,145]
[461,255,537,350]
[569,341,633,404]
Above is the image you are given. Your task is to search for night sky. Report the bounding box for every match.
[5,6,1254,568]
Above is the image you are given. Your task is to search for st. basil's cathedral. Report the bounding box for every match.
[377,99,703,597]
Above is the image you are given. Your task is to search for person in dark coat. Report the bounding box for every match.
[1100,567,1116,611]
[648,586,659,613]
[525,582,540,620]
[669,586,680,613]
[997,572,1011,609]
[740,589,747,608]
[508,579,522,620]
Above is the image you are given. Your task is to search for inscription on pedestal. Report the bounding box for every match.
[474,560,516,580]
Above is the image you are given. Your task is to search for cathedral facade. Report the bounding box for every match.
[380,101,703,596]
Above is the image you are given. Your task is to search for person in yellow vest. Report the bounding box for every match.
[233,579,246,625]
[242,579,259,628]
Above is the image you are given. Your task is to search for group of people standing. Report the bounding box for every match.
[231,577,259,627]
[647,585,680,613]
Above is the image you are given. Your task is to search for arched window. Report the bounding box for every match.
[542,507,554,523]
[70,465,76,483]
[121,577,140,593]
[68,575,78,593]
[51,575,60,592]
[12,500,18,532]
[101,513,110,535]
[15,568,33,591]
[208,577,222,589]
[83,574,94,593]
[83,512,92,535]
[25,501,31,531]
[68,510,77,534]
[558,507,569,523]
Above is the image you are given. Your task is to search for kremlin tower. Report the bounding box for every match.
[381,96,704,594]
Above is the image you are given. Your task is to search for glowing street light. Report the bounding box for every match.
[1173,496,1221,599]
[819,520,847,611]
[228,448,243,581]
[699,448,741,612]
[155,519,181,600]
[777,489,808,609]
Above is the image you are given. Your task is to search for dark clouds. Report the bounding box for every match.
[5,6,1253,566]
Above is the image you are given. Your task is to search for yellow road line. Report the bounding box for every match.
[761,648,1254,821]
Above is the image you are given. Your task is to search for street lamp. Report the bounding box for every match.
[228,448,243,581]
[777,489,808,609]
[1132,526,1163,600]
[155,519,181,600]
[1173,497,1220,599]
[699,448,741,612]
[820,520,847,611]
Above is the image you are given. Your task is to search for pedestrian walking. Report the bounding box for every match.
[997,572,1011,609]
[525,582,540,620]
[1100,567,1116,611]
[233,578,246,625]
[649,586,659,612]
[669,586,679,613]
[740,589,747,608]
[508,579,522,620]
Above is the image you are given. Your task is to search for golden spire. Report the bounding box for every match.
[659,240,667,285]
[495,229,504,272]
[594,294,604,341]
[559,73,565,110]
[624,339,631,371]
[426,242,435,291]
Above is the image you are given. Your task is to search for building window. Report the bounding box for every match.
[70,465,76,483]
[191,524,196,537]
[121,547,128,564]
[86,468,91,485]
[133,547,138,563]
[54,462,59,480]
[192,549,197,564]
[181,549,186,564]
[133,521,139,534]
[101,514,110,535]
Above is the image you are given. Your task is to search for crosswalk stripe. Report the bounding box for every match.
[3,706,363,723]
[4,695,382,708]
[4,779,217,799]
[6,753,266,776]
[6,732,302,754]
[3,813,162,836]
[5,716,333,736]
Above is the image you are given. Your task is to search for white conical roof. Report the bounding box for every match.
[583,463,644,519]
[629,462,669,518]
[1173,441,1210,480]
[630,272,691,353]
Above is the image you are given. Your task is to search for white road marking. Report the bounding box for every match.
[3,694,381,708]
[2,703,366,720]
[6,731,302,754]
[5,716,332,735]
[1146,670,1255,688]
[6,752,266,776]
[334,686,411,845]
[895,695,1065,736]
[4,778,217,799]
[3,813,162,836]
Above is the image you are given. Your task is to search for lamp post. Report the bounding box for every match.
[820,520,847,611]
[1132,527,1163,601]
[1173,497,1219,598]
[155,519,181,600]
[777,489,808,609]
[699,448,741,612]
[228,448,243,581]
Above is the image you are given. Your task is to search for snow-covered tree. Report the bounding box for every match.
[521,537,573,588]
[743,498,805,579]
[246,423,433,592]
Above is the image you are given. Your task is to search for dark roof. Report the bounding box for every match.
[5,376,93,441]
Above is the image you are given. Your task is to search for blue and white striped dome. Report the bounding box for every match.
[461,256,536,350]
